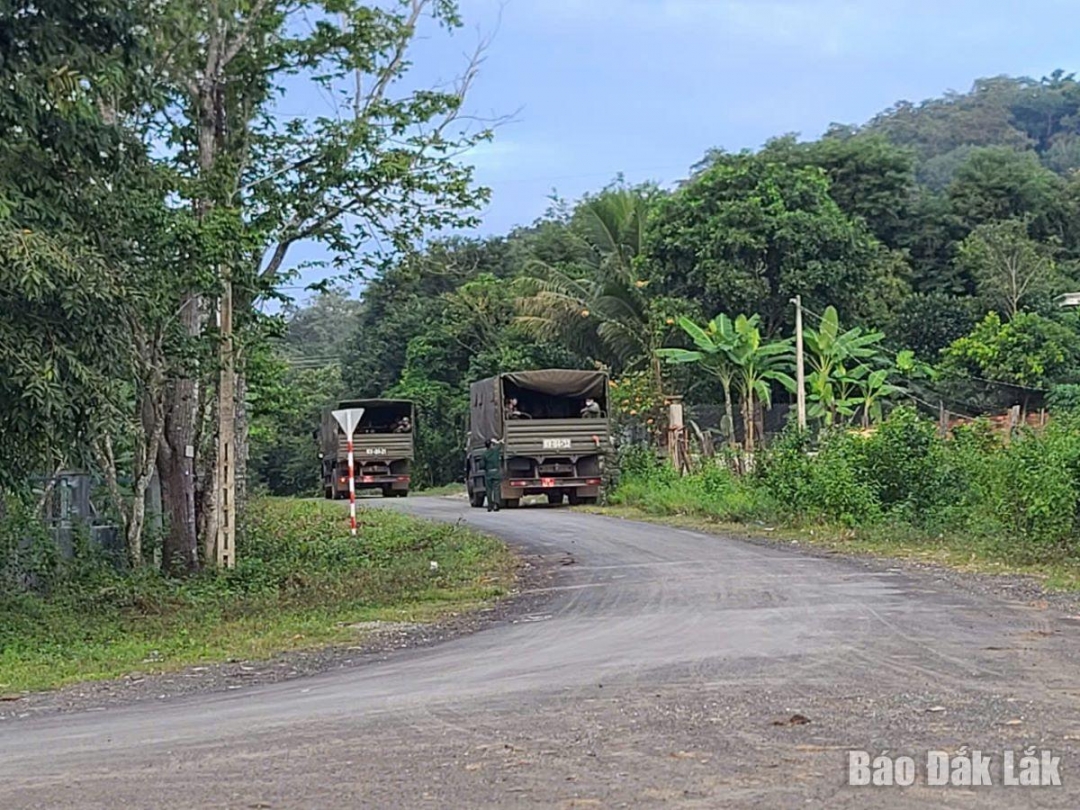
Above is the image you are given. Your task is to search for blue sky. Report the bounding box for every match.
[283,0,1080,296]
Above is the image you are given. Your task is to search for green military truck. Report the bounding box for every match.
[320,399,414,499]
[466,370,610,509]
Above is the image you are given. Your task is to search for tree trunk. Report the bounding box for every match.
[158,293,200,576]
[721,378,736,450]
[158,430,198,575]
[235,366,249,505]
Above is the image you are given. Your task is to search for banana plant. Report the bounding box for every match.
[801,306,888,426]
[657,314,740,447]
[729,315,794,451]
[853,366,905,428]
[659,313,794,450]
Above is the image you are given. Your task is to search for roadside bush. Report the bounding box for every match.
[757,428,879,527]
[858,407,948,517]
[984,423,1080,560]
[612,407,1080,568]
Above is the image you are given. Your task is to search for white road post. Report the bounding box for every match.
[331,408,365,536]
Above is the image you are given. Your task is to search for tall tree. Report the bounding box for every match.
[647,152,904,334]
[151,0,491,572]
[957,218,1060,318]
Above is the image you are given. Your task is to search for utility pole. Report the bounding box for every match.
[214,273,237,568]
[792,295,807,431]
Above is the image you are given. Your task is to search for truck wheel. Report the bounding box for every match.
[380,485,391,498]
[469,490,486,508]
[567,492,581,506]
[396,490,409,498]
[546,492,564,506]
[580,496,598,506]
[324,486,333,500]
[503,498,521,509]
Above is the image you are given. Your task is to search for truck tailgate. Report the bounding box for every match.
[504,418,608,455]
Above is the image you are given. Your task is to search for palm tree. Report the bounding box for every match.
[516,186,667,388]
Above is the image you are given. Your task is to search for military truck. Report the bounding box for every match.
[320,399,414,499]
[465,370,610,508]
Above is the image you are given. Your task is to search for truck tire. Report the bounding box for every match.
[469,490,486,508]
[567,491,581,506]
[546,492,564,506]
[395,489,409,498]
[580,496,598,505]
[503,498,521,509]
[324,486,333,500]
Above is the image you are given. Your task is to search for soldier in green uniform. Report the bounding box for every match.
[482,438,503,512]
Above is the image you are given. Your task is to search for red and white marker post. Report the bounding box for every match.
[331,407,365,537]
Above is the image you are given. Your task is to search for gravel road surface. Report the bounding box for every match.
[2,497,1079,808]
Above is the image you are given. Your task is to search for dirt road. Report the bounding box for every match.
[2,498,1079,808]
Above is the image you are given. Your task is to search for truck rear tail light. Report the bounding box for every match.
[338,477,347,484]
[585,478,601,485]
[510,480,528,487]
[397,476,410,481]
[362,476,374,482]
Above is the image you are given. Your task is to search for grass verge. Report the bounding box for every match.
[0,498,514,693]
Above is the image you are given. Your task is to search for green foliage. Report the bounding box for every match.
[0,498,512,691]
[940,311,1080,390]
[857,407,947,513]
[659,312,792,446]
[887,292,980,358]
[515,184,676,377]
[947,148,1068,241]
[646,151,904,333]
[616,408,1080,562]
[1048,384,1080,413]
[758,134,918,249]
[956,218,1060,317]
[609,458,776,524]
[795,306,901,427]
[757,428,881,526]
[249,360,344,497]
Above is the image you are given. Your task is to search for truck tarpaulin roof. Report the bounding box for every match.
[469,370,608,446]
[337,399,414,409]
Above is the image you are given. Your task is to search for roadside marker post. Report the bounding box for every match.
[331,408,365,536]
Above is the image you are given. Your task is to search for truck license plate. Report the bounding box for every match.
[365,448,387,456]
[542,438,571,449]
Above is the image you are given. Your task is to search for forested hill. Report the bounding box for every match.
[861,71,1080,176]
[255,72,1080,490]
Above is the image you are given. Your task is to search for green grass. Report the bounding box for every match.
[0,498,515,693]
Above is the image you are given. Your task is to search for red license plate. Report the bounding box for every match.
[541,478,555,488]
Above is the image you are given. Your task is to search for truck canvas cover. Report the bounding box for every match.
[469,369,608,448]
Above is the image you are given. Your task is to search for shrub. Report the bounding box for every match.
[859,406,947,516]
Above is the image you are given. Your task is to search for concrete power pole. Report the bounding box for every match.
[214,274,237,568]
[792,295,807,431]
